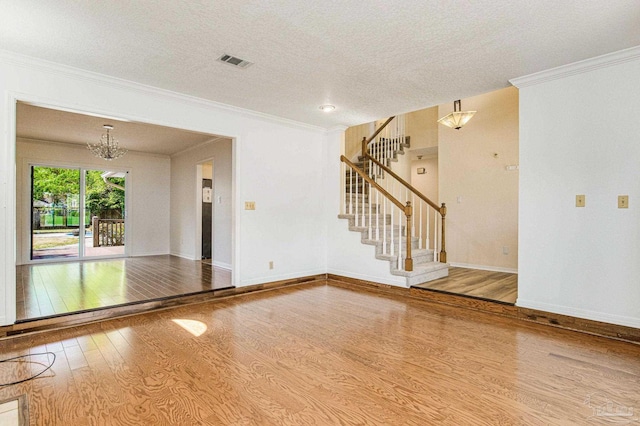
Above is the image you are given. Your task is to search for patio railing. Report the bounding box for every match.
[92,216,125,247]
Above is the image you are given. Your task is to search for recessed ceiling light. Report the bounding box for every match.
[319,104,335,112]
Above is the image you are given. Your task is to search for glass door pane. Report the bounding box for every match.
[31,166,80,260]
[84,170,126,257]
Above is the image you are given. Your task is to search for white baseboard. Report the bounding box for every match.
[516,299,640,329]
[168,252,197,260]
[449,262,518,274]
[239,268,326,287]
[133,251,172,257]
[212,261,232,270]
[326,268,407,288]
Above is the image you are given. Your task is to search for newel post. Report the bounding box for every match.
[439,203,447,263]
[404,201,413,271]
[361,136,367,157]
[92,216,100,248]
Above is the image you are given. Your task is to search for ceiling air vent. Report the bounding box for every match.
[217,54,253,69]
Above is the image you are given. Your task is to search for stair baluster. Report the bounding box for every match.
[367,180,372,240]
[389,179,394,258]
[341,161,344,215]
[382,186,387,255]
[338,115,448,285]
[360,173,365,228]
[376,181,380,242]
[434,212,439,262]
[418,201,423,250]
[349,167,353,216]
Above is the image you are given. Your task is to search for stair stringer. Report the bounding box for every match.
[327,214,408,287]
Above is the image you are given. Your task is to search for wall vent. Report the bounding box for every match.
[217,54,253,69]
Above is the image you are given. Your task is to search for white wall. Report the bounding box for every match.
[405,106,439,151]
[170,139,232,269]
[513,47,640,328]
[0,52,327,325]
[238,126,326,285]
[5,48,638,330]
[15,138,171,264]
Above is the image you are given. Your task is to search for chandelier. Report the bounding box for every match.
[87,124,127,160]
[437,100,476,130]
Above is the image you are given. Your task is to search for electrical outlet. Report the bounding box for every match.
[618,195,629,209]
[269,261,274,270]
[502,246,509,255]
[576,195,585,207]
[245,201,256,210]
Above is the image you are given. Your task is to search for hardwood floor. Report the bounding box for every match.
[16,256,232,322]
[414,267,518,304]
[1,282,638,424]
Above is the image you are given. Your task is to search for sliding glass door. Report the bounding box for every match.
[31,166,81,260]
[84,170,126,258]
[30,165,126,261]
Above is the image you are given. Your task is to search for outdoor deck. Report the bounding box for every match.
[32,233,125,260]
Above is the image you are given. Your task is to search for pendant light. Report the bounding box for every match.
[437,100,476,130]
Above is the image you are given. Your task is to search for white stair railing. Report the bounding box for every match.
[341,155,414,272]
[343,115,447,267]
[369,114,407,178]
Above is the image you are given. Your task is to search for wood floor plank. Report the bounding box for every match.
[1,283,639,424]
[414,266,518,303]
[15,256,233,321]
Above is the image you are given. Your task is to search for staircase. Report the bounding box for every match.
[338,116,449,287]
[353,136,410,174]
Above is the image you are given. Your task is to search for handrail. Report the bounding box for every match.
[365,153,443,213]
[361,116,396,156]
[358,116,446,263]
[341,154,414,271]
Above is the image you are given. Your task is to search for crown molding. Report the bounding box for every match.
[0,49,326,133]
[510,45,640,88]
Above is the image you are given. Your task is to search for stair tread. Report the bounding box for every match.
[376,248,434,258]
[390,262,449,277]
[339,133,446,286]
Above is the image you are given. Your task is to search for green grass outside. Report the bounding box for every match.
[32,236,79,250]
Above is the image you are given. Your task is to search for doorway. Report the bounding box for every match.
[14,101,234,325]
[201,161,213,261]
[30,165,127,261]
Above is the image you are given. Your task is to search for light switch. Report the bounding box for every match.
[245,201,256,210]
[202,187,212,203]
[575,195,585,207]
[618,195,629,209]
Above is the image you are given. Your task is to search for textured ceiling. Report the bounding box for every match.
[16,103,221,156]
[2,1,640,128]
